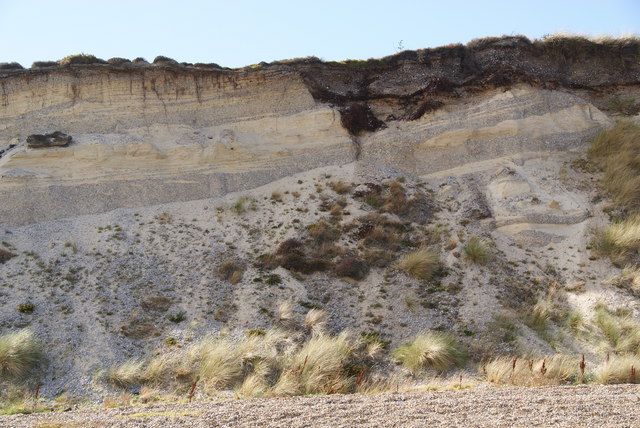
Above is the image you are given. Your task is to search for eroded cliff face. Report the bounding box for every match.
[0,37,639,398]
[0,36,638,225]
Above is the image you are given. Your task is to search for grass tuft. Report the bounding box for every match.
[392,332,466,373]
[588,121,640,212]
[463,236,491,264]
[397,249,441,280]
[0,330,45,384]
[595,354,640,384]
[483,355,579,386]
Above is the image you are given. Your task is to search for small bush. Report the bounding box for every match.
[0,248,15,264]
[265,273,282,285]
[392,332,466,373]
[16,303,34,314]
[153,55,178,64]
[328,180,351,195]
[397,249,441,280]
[167,311,186,323]
[218,259,245,284]
[0,62,23,70]
[463,236,491,264]
[232,197,249,215]
[106,57,131,65]
[334,256,369,280]
[31,61,58,68]
[307,220,341,245]
[58,54,107,65]
[276,238,304,255]
[0,330,45,384]
[271,191,283,202]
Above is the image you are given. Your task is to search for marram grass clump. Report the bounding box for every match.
[0,330,45,384]
[483,355,580,386]
[463,236,491,264]
[397,249,441,280]
[392,332,466,373]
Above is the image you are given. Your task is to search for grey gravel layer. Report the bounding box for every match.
[3,385,640,428]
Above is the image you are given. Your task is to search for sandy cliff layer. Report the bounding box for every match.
[0,36,638,225]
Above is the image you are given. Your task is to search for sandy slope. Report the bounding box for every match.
[3,385,640,427]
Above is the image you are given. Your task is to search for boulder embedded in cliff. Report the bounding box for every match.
[26,132,72,149]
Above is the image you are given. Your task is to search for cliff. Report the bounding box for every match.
[0,35,638,225]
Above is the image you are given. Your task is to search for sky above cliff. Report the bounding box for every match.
[1,0,639,67]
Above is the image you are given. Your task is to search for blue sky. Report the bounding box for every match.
[1,0,638,67]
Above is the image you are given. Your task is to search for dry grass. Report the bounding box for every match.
[397,249,441,280]
[392,332,466,373]
[463,236,491,264]
[594,354,640,384]
[274,332,353,395]
[483,355,580,386]
[307,220,341,245]
[328,180,352,195]
[0,330,45,384]
[277,301,294,323]
[304,309,328,332]
[526,298,553,333]
[271,191,283,202]
[109,329,291,393]
[607,266,640,294]
[592,215,640,260]
[106,359,146,388]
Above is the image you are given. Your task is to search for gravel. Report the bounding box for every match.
[4,385,640,427]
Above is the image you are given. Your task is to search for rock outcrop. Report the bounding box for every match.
[26,131,72,148]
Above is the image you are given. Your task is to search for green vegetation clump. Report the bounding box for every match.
[397,248,441,280]
[463,236,491,264]
[16,303,34,314]
[0,247,15,264]
[392,332,466,373]
[593,305,640,354]
[588,121,640,213]
[0,330,45,384]
[58,53,107,65]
